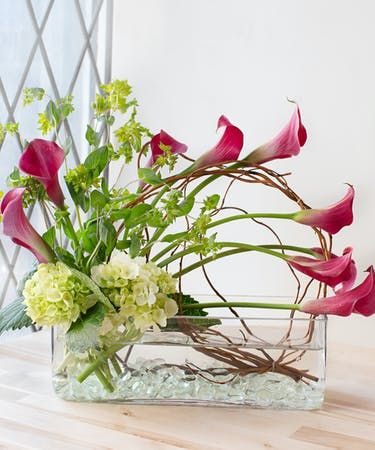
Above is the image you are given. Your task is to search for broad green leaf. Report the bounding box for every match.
[110,208,131,221]
[166,294,221,330]
[85,125,100,147]
[0,297,33,336]
[129,234,141,257]
[126,203,152,228]
[172,196,195,217]
[137,168,162,185]
[65,264,114,311]
[84,146,109,175]
[65,303,107,352]
[90,190,107,209]
[99,219,116,256]
[161,231,188,243]
[116,239,131,250]
[45,100,61,126]
[42,226,56,248]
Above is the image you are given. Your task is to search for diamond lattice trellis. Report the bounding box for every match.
[0,0,113,308]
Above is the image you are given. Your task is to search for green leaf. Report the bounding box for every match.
[65,264,114,311]
[85,125,100,147]
[165,294,221,331]
[137,168,162,185]
[116,239,131,250]
[126,203,152,228]
[129,234,141,257]
[110,208,131,221]
[101,178,110,197]
[161,231,188,243]
[45,100,61,126]
[0,297,33,336]
[84,146,109,176]
[55,247,77,267]
[66,303,107,352]
[42,226,56,248]
[172,196,195,217]
[99,219,116,257]
[90,190,107,209]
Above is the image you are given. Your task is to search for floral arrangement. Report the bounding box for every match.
[0,80,374,395]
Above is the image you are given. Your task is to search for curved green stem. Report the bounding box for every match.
[182,301,301,312]
[207,212,295,230]
[159,241,316,270]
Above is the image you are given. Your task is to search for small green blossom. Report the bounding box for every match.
[7,167,45,207]
[38,112,53,135]
[23,262,95,327]
[65,165,100,193]
[0,124,5,144]
[155,143,178,170]
[22,87,45,106]
[5,122,19,136]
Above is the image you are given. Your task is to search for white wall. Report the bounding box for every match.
[112,0,375,344]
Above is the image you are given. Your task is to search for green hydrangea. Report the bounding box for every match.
[92,251,178,332]
[23,262,95,327]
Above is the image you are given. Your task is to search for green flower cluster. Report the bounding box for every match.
[23,262,95,327]
[91,251,178,332]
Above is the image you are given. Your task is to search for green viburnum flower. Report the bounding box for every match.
[92,251,178,333]
[22,87,45,106]
[65,164,100,193]
[23,262,95,327]
[7,167,45,207]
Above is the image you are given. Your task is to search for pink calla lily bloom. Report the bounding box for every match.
[1,188,55,263]
[245,105,307,165]
[287,247,356,293]
[19,139,65,208]
[301,266,375,316]
[147,130,188,167]
[292,186,354,234]
[193,115,244,168]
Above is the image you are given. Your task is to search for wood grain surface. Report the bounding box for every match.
[0,331,374,449]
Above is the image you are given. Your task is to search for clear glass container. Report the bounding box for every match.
[52,314,327,409]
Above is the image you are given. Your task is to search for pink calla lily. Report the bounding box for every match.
[287,247,356,293]
[245,105,307,165]
[301,266,375,316]
[19,139,65,208]
[147,130,188,167]
[292,186,354,234]
[1,188,55,263]
[193,115,244,168]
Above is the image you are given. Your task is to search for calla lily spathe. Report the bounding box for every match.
[245,105,307,165]
[301,266,375,317]
[147,130,188,167]
[293,186,354,234]
[19,139,65,208]
[287,247,356,293]
[1,188,55,263]
[193,115,244,168]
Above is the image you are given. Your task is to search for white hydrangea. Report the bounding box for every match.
[91,251,178,333]
[91,250,140,288]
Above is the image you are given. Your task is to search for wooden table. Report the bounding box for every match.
[0,331,374,450]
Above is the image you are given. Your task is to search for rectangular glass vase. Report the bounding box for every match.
[52,314,327,409]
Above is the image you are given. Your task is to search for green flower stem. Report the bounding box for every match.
[141,227,166,256]
[76,345,123,384]
[207,212,295,230]
[94,367,114,392]
[62,215,80,248]
[173,249,248,277]
[159,241,316,270]
[182,301,301,312]
[110,355,122,376]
